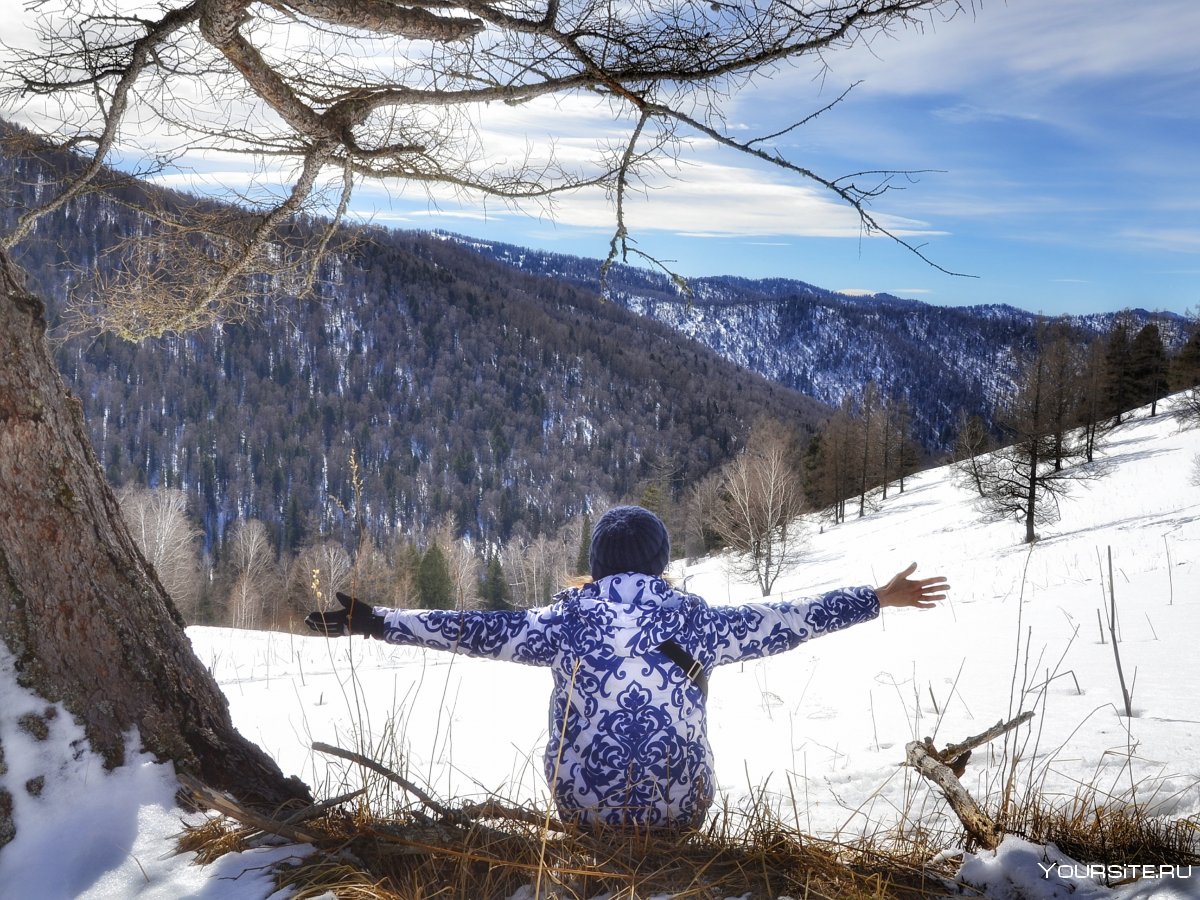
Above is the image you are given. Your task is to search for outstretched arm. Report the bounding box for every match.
[875,563,949,609]
[706,586,880,666]
[305,592,559,666]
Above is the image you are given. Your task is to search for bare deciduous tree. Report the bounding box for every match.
[951,410,991,498]
[225,518,278,630]
[711,421,808,596]
[288,540,353,617]
[684,471,726,559]
[432,517,482,608]
[502,533,571,607]
[975,332,1104,544]
[118,485,202,619]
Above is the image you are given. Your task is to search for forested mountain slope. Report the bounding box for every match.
[451,233,1182,448]
[1,131,826,554]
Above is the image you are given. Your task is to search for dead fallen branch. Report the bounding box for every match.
[904,711,1035,851]
[177,773,324,845]
[312,740,456,823]
[460,799,567,833]
[280,787,366,826]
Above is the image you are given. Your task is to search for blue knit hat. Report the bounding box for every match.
[589,505,670,580]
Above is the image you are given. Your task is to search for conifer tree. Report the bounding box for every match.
[856,381,883,518]
[1129,322,1169,416]
[480,553,512,611]
[392,539,424,608]
[417,543,455,610]
[1170,328,1200,391]
[1042,321,1084,471]
[1103,317,1135,423]
[1078,341,1114,463]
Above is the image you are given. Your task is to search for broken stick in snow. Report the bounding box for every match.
[312,740,459,824]
[904,710,1035,851]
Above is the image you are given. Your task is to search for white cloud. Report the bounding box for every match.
[1119,227,1200,254]
[825,0,1200,97]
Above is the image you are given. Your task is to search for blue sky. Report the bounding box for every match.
[5,1,1199,316]
[358,0,1200,317]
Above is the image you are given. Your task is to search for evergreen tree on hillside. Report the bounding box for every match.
[1129,322,1169,416]
[1170,328,1200,391]
[417,543,455,610]
[1172,321,1200,426]
[855,381,883,518]
[1078,340,1115,463]
[1042,321,1085,472]
[480,553,512,611]
[1103,318,1136,423]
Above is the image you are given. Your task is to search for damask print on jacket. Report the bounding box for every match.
[378,574,879,828]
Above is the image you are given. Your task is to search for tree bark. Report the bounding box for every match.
[0,250,308,846]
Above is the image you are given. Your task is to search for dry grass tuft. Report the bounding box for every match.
[1002,794,1200,870]
[176,815,254,865]
[195,798,959,900]
[178,778,1200,898]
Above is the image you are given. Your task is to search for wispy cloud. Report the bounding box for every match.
[1119,228,1200,254]
[826,1,1200,98]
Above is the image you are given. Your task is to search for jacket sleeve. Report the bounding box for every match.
[703,586,879,666]
[377,605,560,666]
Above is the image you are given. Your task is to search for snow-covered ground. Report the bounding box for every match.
[2,397,1199,898]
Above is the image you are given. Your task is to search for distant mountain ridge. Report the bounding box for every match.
[438,230,1183,448]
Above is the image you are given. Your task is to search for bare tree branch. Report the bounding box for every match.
[1,0,973,334]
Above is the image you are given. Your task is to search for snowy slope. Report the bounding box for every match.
[2,397,1199,898]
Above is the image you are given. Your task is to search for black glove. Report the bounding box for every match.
[305,592,386,639]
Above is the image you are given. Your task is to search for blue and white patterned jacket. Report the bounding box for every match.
[378,573,879,828]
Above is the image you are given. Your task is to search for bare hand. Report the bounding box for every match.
[876,563,949,610]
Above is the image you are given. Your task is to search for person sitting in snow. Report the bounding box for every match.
[305,505,948,830]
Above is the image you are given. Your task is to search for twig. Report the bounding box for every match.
[177,773,323,845]
[1107,547,1134,717]
[1165,535,1175,605]
[280,788,367,826]
[312,740,458,822]
[459,800,567,832]
[937,711,1036,766]
[1027,670,1082,696]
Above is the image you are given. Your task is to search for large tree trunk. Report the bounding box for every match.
[0,251,308,848]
